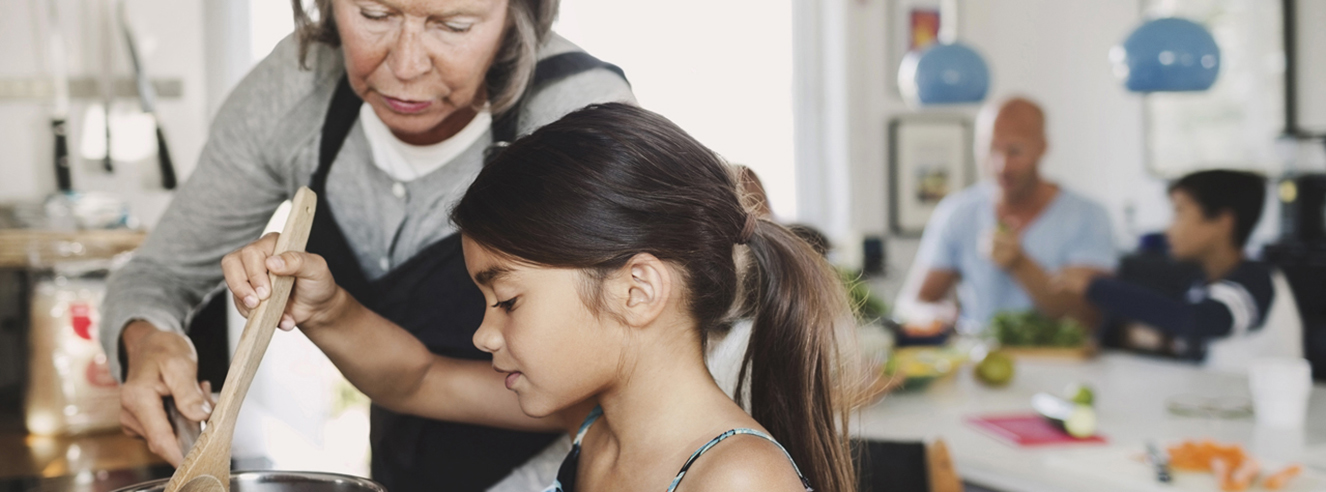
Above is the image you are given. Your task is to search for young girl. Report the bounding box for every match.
[222,103,858,491]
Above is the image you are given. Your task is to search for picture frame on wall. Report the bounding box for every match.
[888,0,943,98]
[889,116,975,236]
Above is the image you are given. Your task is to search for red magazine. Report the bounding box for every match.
[966,413,1108,447]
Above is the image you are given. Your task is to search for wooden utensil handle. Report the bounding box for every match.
[209,186,318,431]
[165,187,317,492]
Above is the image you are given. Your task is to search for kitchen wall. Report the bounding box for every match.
[0,0,208,227]
[836,0,1326,301]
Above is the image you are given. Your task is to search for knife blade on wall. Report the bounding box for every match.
[99,0,114,173]
[117,0,177,190]
[39,0,74,192]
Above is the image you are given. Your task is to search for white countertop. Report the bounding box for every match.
[854,352,1326,492]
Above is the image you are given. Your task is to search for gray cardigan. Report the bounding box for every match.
[101,33,635,379]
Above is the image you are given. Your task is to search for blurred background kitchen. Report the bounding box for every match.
[0,0,1323,491]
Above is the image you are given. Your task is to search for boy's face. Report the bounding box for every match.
[1166,189,1232,260]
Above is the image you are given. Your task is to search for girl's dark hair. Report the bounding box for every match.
[452,103,857,492]
[291,0,559,114]
[1168,170,1266,248]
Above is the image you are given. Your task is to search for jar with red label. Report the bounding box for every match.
[25,265,119,435]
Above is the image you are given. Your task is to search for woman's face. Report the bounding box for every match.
[334,0,509,145]
[462,238,627,417]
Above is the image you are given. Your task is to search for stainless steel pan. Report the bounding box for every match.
[111,471,386,492]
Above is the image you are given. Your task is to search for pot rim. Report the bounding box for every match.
[109,470,386,492]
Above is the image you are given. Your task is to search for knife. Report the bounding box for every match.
[99,0,115,173]
[1147,441,1173,483]
[117,1,177,190]
[39,0,73,191]
[164,396,203,457]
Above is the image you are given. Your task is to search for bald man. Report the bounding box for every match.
[896,97,1116,330]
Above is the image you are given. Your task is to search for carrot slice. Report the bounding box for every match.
[1213,457,1235,491]
[1263,464,1303,490]
[1228,458,1259,492]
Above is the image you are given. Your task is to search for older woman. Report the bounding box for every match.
[100,0,633,490]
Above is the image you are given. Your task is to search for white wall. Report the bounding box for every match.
[0,0,208,228]
[842,0,1167,246]
[829,0,1326,301]
[555,0,799,220]
[1296,0,1326,134]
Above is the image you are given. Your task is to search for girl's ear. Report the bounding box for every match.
[610,253,672,328]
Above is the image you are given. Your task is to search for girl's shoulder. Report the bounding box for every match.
[668,432,809,492]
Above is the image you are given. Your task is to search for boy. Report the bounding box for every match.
[1059,170,1273,362]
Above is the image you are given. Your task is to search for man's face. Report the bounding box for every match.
[984,116,1047,200]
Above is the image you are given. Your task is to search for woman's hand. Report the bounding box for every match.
[118,320,215,466]
[221,232,347,331]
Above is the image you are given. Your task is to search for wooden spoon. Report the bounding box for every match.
[164,187,318,492]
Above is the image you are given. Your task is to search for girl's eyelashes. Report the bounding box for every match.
[492,297,518,313]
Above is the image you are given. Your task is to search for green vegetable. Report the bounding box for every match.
[975,350,1015,386]
[1064,383,1095,406]
[990,310,1088,348]
[840,268,888,324]
[1032,392,1097,438]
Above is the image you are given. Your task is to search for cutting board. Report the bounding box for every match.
[966,414,1107,447]
[1044,446,1326,492]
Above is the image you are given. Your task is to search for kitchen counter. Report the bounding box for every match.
[0,229,146,269]
[856,351,1326,492]
[0,413,171,492]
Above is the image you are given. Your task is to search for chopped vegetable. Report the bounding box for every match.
[991,310,1088,347]
[1168,440,1248,472]
[1264,464,1303,490]
[1031,392,1096,438]
[1166,440,1302,490]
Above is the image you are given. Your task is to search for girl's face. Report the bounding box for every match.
[462,238,628,417]
[333,0,508,145]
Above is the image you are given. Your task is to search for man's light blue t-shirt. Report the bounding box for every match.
[915,182,1117,325]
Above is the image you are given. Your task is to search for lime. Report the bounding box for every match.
[1064,383,1095,406]
[975,351,1015,386]
[1063,405,1097,438]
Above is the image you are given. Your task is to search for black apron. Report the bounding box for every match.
[188,52,625,492]
[313,53,625,492]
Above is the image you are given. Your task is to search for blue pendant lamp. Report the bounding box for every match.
[898,43,990,105]
[898,0,990,106]
[1113,17,1220,92]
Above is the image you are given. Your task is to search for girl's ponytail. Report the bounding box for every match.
[736,218,857,492]
[451,103,859,491]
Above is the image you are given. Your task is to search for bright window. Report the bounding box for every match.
[554,0,798,219]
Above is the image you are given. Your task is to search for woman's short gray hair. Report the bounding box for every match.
[292,0,559,115]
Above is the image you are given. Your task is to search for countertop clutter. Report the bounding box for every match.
[0,196,158,491]
[856,352,1326,492]
[0,412,170,491]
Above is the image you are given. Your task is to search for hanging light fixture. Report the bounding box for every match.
[898,0,990,106]
[1112,17,1220,92]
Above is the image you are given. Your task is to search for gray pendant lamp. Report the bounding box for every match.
[898,0,990,106]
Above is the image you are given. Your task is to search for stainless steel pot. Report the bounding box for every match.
[109,471,386,492]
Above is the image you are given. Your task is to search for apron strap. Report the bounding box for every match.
[307,75,373,299]
[490,51,629,147]
[312,76,365,191]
